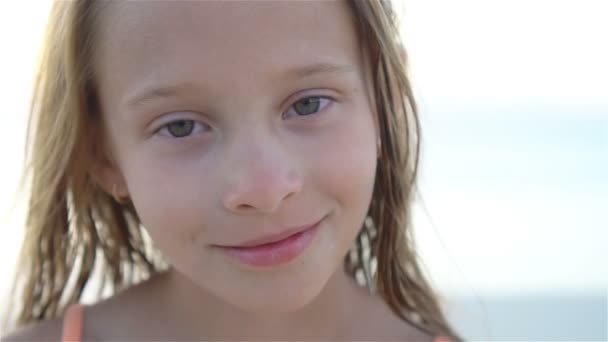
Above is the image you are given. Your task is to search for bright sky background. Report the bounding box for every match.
[401,0,607,107]
[0,1,606,325]
[399,0,607,296]
[0,1,54,317]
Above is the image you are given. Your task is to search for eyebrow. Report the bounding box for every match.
[125,62,356,109]
[284,62,356,79]
[125,82,195,109]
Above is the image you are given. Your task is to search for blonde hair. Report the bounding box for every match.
[5,0,459,339]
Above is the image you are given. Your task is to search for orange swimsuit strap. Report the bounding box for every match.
[62,304,83,342]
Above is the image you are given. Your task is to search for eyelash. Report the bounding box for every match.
[156,95,334,139]
[282,95,333,119]
[157,118,208,139]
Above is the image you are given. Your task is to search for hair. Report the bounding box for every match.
[4,0,459,339]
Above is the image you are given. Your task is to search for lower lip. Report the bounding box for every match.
[220,221,321,268]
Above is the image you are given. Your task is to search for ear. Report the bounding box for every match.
[88,127,129,201]
[90,157,129,201]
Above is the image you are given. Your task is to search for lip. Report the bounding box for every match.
[215,217,324,268]
[220,217,324,248]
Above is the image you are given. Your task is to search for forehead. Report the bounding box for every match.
[95,1,362,106]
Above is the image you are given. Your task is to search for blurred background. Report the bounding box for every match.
[0,0,606,340]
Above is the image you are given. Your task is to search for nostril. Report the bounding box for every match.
[222,167,302,214]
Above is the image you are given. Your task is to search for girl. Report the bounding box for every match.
[3,0,460,341]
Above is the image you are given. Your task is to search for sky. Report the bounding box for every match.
[396,0,607,296]
[400,0,608,107]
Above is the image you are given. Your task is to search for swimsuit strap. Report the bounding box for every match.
[61,303,83,342]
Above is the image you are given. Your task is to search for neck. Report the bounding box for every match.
[162,267,368,340]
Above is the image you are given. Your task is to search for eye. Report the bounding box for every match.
[284,96,333,118]
[159,119,206,138]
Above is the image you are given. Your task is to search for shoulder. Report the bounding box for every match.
[83,272,171,340]
[347,285,436,341]
[434,336,454,342]
[2,273,168,342]
[369,306,436,341]
[1,316,63,342]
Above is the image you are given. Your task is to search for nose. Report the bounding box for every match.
[222,139,302,214]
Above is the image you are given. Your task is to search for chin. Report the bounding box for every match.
[201,258,334,316]
[204,226,343,315]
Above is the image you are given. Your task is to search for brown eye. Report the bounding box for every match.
[285,96,332,118]
[166,120,194,138]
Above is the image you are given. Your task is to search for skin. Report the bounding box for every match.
[4,1,433,341]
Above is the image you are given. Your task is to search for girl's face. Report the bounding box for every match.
[95,1,378,313]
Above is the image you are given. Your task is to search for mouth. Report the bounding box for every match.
[221,217,324,248]
[214,216,325,268]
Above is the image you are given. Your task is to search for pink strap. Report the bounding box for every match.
[61,304,83,342]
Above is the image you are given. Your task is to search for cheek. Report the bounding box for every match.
[318,141,376,210]
[311,108,378,238]
[120,156,214,260]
